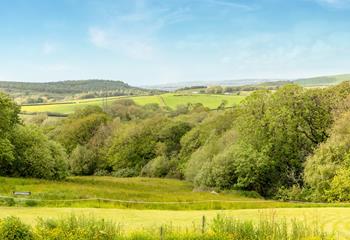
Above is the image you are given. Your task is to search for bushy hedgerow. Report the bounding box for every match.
[0,217,33,240]
[0,215,333,240]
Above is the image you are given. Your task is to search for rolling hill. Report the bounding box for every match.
[0,79,162,104]
[148,74,350,90]
[294,74,350,86]
[0,79,156,94]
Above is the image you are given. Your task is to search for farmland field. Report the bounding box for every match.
[20,93,245,114]
[0,176,300,210]
[1,207,350,238]
[1,176,349,208]
[2,177,350,238]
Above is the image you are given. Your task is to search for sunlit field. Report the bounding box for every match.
[0,207,350,238]
[21,93,245,114]
[1,176,350,210]
[0,176,289,210]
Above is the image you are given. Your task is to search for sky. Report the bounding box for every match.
[0,0,350,85]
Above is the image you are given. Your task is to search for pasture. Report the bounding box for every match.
[20,93,245,114]
[0,176,284,210]
[1,176,349,210]
[0,207,350,238]
[2,177,350,238]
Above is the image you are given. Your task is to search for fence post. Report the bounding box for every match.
[201,215,206,234]
[160,226,164,240]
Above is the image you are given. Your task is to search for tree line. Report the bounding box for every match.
[0,79,163,104]
[2,82,350,201]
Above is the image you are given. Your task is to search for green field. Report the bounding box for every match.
[1,176,349,210]
[0,207,350,238]
[0,176,291,210]
[21,94,245,114]
[2,177,350,238]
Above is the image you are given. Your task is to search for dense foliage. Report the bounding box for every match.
[0,93,68,180]
[2,81,350,201]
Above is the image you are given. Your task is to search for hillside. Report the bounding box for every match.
[0,79,161,104]
[294,74,350,86]
[0,79,157,94]
[21,93,244,115]
[147,74,350,91]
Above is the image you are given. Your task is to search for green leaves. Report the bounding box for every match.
[0,92,20,137]
[10,125,68,180]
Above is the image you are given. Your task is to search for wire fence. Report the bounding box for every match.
[0,195,272,204]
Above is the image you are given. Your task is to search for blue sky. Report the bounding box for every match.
[0,0,350,85]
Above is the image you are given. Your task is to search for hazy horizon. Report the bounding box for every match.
[1,0,350,85]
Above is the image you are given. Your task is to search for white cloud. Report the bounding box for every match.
[312,0,350,8]
[87,0,193,61]
[220,56,231,64]
[89,26,155,60]
[42,42,56,55]
[89,28,109,48]
[202,0,256,11]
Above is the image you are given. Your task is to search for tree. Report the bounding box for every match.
[53,109,109,153]
[235,85,336,195]
[69,145,97,175]
[11,125,68,180]
[0,138,15,176]
[304,111,350,201]
[108,117,167,175]
[0,92,20,176]
[0,92,20,137]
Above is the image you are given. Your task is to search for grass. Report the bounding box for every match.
[0,176,276,210]
[1,177,350,237]
[0,208,344,238]
[20,94,245,114]
[1,176,350,210]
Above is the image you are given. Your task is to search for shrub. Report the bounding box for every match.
[112,168,138,177]
[69,145,97,175]
[141,156,170,177]
[210,215,331,240]
[325,168,350,202]
[24,200,38,207]
[193,145,237,189]
[1,197,16,206]
[0,216,33,240]
[94,170,111,176]
[35,215,121,240]
[275,186,312,202]
[0,215,334,240]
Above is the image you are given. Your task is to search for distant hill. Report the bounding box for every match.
[0,79,162,104]
[0,79,156,94]
[146,79,283,91]
[147,74,350,91]
[294,74,350,86]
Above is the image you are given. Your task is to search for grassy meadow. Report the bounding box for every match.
[0,176,287,210]
[0,207,349,238]
[0,212,335,240]
[1,176,350,210]
[20,93,245,114]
